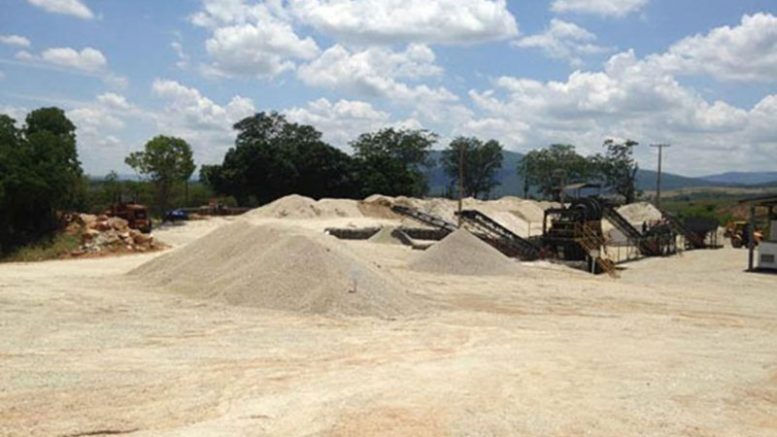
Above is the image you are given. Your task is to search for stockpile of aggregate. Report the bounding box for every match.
[132,222,422,318]
[408,229,518,276]
[617,202,663,226]
[245,195,364,220]
[368,226,403,245]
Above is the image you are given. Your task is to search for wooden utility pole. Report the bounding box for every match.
[650,144,670,208]
[458,143,465,228]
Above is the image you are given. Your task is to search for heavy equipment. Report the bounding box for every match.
[104,202,152,233]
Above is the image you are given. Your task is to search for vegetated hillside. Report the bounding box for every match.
[700,171,777,186]
[425,150,718,197]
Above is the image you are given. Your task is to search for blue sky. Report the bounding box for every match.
[1,0,776,177]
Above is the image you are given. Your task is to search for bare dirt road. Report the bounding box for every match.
[1,220,776,436]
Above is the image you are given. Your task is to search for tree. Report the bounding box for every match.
[0,108,84,254]
[351,128,437,197]
[102,171,123,204]
[440,137,504,199]
[517,144,593,200]
[597,139,640,204]
[201,112,358,205]
[125,136,195,212]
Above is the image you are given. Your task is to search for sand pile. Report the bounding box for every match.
[617,202,663,226]
[408,229,517,276]
[132,222,422,318]
[245,195,364,220]
[368,226,403,245]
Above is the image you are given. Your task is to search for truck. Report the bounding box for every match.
[104,203,152,233]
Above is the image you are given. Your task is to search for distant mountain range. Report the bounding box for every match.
[101,150,776,196]
[699,171,777,186]
[425,150,777,196]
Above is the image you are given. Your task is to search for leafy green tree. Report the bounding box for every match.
[102,171,123,204]
[517,144,593,200]
[597,139,641,204]
[125,135,195,212]
[0,108,84,254]
[441,137,504,199]
[351,128,437,197]
[202,112,358,205]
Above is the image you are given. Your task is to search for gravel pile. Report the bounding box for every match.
[245,195,364,220]
[132,222,423,318]
[368,226,403,245]
[617,202,663,226]
[408,229,518,276]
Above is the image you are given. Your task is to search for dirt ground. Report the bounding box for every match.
[1,219,776,436]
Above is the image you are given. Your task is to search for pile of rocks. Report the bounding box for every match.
[67,214,162,256]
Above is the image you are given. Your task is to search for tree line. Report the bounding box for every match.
[1,106,641,255]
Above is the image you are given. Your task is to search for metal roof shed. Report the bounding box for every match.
[738,194,777,272]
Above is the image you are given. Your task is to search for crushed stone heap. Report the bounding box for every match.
[408,229,518,276]
[132,222,423,318]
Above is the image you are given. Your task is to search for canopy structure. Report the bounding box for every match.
[562,183,602,200]
[738,194,777,272]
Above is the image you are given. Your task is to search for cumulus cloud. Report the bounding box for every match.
[297,43,468,125]
[0,35,31,47]
[192,0,318,78]
[41,47,106,72]
[649,13,777,83]
[151,79,256,163]
[26,0,94,20]
[11,46,127,88]
[285,98,391,147]
[513,19,612,66]
[550,0,648,17]
[288,0,518,44]
[297,44,443,96]
[466,48,777,174]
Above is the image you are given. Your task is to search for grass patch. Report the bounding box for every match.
[2,233,81,263]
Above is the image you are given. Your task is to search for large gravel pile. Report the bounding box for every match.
[245,195,364,219]
[617,202,663,226]
[408,229,518,276]
[132,222,423,318]
[368,226,403,245]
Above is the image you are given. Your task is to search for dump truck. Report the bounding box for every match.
[104,203,152,233]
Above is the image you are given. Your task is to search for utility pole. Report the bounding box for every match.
[650,144,670,209]
[458,143,465,228]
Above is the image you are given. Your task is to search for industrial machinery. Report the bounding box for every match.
[757,210,777,270]
[104,202,152,233]
[725,221,763,248]
[542,197,617,276]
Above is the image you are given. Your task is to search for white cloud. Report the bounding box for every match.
[649,13,777,83]
[171,41,190,70]
[0,35,31,47]
[14,50,36,61]
[26,0,94,20]
[297,43,467,125]
[96,92,131,111]
[513,19,611,66]
[466,49,777,174]
[298,44,443,96]
[285,98,391,147]
[40,47,106,72]
[11,46,127,88]
[151,79,256,163]
[288,0,518,44]
[550,0,648,17]
[193,0,319,78]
